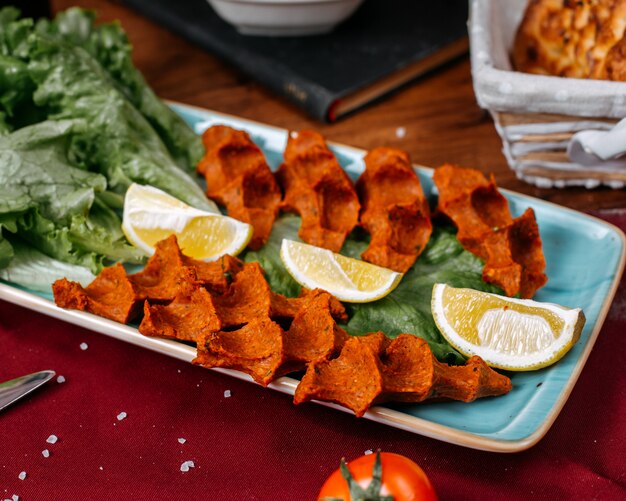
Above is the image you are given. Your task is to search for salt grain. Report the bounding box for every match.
[99,466,103,471]
[42,449,50,458]
[364,450,373,455]
[18,471,26,480]
[80,342,88,351]
[224,390,231,398]
[180,460,195,472]
[56,375,65,383]
[395,127,406,139]
[12,496,18,501]
[46,435,58,444]
[117,412,127,421]
[178,438,186,444]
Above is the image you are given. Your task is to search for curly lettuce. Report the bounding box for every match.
[0,119,144,273]
[34,7,204,171]
[0,6,210,285]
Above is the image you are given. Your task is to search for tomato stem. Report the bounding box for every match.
[338,451,394,501]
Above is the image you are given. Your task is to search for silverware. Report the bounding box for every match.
[0,370,56,412]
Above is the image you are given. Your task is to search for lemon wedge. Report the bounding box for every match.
[431,283,585,371]
[122,183,252,260]
[280,239,403,302]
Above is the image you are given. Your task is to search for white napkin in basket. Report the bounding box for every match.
[568,117,626,169]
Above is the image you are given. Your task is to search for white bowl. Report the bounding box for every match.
[207,0,364,36]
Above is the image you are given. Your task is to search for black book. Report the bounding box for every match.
[123,0,469,122]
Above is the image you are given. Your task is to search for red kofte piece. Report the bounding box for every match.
[270,288,347,322]
[211,261,273,327]
[277,130,360,252]
[379,334,435,403]
[433,164,547,298]
[197,125,281,250]
[429,355,513,402]
[357,147,432,272]
[183,253,245,295]
[433,163,512,256]
[128,235,198,302]
[128,236,248,301]
[481,208,548,298]
[379,334,512,403]
[52,263,142,324]
[193,316,285,387]
[294,332,387,417]
[280,290,350,374]
[139,283,222,343]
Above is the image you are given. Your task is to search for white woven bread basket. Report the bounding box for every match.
[469,0,626,189]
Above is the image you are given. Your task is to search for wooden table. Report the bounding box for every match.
[50,0,626,212]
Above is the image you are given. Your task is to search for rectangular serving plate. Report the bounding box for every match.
[1,102,623,452]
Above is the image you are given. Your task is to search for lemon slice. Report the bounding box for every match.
[124,181,221,214]
[122,183,252,260]
[280,239,403,303]
[431,283,585,371]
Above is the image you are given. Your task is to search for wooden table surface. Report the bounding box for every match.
[51,0,626,212]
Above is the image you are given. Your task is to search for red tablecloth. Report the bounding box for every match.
[1,211,625,501]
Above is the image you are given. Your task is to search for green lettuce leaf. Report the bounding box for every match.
[0,111,9,135]
[35,7,204,171]
[0,119,105,223]
[0,233,14,268]
[0,213,17,267]
[0,119,144,272]
[0,7,33,58]
[0,238,96,293]
[23,32,211,210]
[0,55,32,116]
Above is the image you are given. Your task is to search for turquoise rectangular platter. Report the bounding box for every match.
[1,103,623,452]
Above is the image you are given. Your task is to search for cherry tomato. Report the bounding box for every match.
[318,451,437,501]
